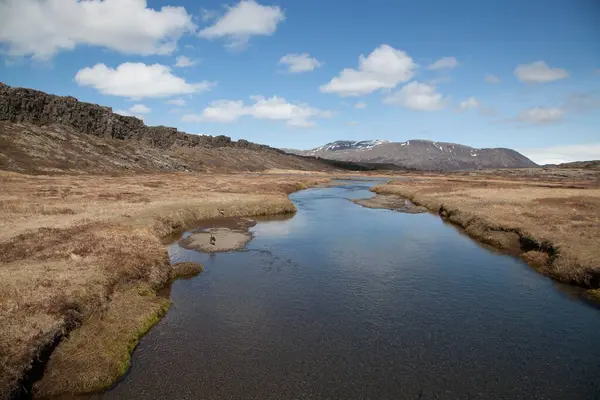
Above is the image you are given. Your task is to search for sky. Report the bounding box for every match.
[0,0,599,164]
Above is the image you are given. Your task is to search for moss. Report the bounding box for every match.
[585,289,600,302]
[114,297,171,379]
[34,290,171,397]
[171,262,204,279]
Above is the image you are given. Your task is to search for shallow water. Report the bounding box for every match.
[100,181,600,399]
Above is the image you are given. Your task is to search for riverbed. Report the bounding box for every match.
[98,181,600,399]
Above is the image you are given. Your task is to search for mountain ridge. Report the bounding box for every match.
[285,139,538,171]
[0,83,383,174]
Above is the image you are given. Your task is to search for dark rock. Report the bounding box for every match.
[0,82,273,152]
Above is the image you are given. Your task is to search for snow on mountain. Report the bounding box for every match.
[284,139,538,171]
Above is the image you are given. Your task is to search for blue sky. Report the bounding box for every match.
[0,0,599,163]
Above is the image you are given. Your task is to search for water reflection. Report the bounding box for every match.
[99,181,600,400]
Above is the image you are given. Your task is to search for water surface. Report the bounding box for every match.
[100,181,600,399]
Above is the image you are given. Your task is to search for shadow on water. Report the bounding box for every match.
[96,180,600,400]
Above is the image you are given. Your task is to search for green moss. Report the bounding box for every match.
[114,297,171,379]
[585,289,600,302]
[34,291,172,397]
[171,262,203,279]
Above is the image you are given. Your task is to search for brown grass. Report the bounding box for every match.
[0,171,328,398]
[371,172,600,291]
[171,262,204,278]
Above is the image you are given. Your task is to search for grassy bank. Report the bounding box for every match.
[0,172,328,398]
[371,172,600,293]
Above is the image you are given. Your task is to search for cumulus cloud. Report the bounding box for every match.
[320,45,416,97]
[166,98,187,106]
[428,56,458,70]
[115,104,150,119]
[383,81,446,111]
[129,104,151,114]
[518,143,600,165]
[279,53,323,73]
[0,0,195,60]
[75,62,215,99]
[517,107,564,124]
[457,97,479,111]
[485,74,501,84]
[199,0,285,49]
[354,102,367,109]
[175,56,197,68]
[182,96,331,127]
[514,61,569,83]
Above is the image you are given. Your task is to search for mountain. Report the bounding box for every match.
[0,83,368,174]
[285,139,538,171]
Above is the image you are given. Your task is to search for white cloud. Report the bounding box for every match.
[200,8,219,22]
[115,109,139,118]
[485,74,501,84]
[175,56,197,68]
[428,56,458,70]
[514,61,569,83]
[279,53,323,73]
[457,97,479,111]
[75,62,215,99]
[383,81,446,111]
[129,104,151,114]
[166,98,187,107]
[182,96,331,128]
[199,0,285,49]
[320,44,416,97]
[517,107,564,124]
[354,102,367,109]
[115,104,150,119]
[519,143,600,165]
[0,0,195,61]
[184,100,247,123]
[345,121,360,126]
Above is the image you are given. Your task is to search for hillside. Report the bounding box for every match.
[557,160,600,170]
[0,83,346,174]
[286,139,538,171]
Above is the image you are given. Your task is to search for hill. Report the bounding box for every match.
[285,139,538,171]
[0,83,357,174]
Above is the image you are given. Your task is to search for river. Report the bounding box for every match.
[98,180,600,399]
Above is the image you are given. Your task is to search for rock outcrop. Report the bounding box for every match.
[0,82,272,152]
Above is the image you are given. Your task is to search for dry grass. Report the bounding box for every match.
[0,171,328,398]
[33,286,171,397]
[171,262,204,279]
[372,171,600,290]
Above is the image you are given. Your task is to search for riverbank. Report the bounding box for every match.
[0,171,328,398]
[352,194,426,214]
[370,172,600,296]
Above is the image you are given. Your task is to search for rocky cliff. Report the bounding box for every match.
[0,83,360,174]
[0,82,271,152]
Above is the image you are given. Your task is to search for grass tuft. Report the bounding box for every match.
[171,262,203,279]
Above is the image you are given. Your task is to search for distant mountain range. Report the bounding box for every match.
[284,139,538,171]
